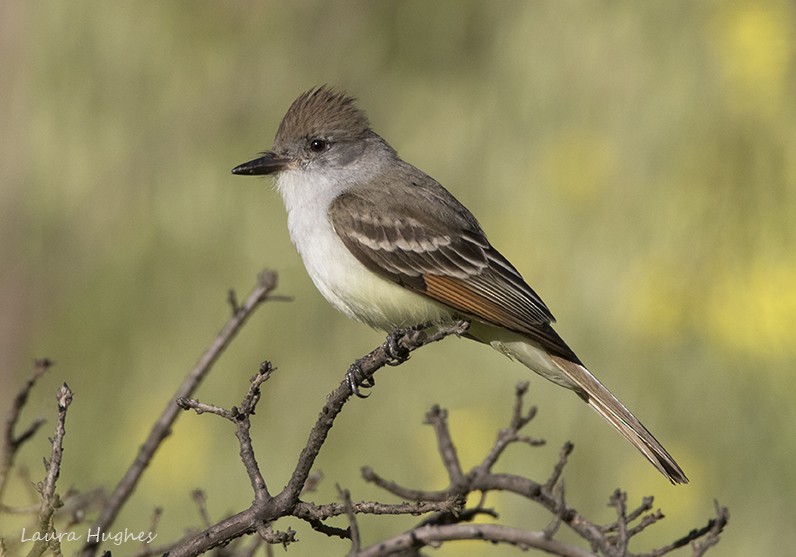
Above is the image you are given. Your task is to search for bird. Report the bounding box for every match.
[231,85,688,484]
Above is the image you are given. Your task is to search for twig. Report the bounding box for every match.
[178,361,275,512]
[178,362,275,499]
[63,303,725,557]
[176,399,233,419]
[27,384,73,557]
[129,507,164,557]
[353,523,597,557]
[641,503,729,557]
[543,481,566,540]
[416,503,495,528]
[424,405,465,487]
[294,498,463,521]
[338,486,360,551]
[80,271,281,557]
[301,470,323,496]
[0,359,53,507]
[283,322,469,503]
[608,489,629,556]
[626,496,655,524]
[361,467,449,502]
[355,383,727,556]
[234,362,274,500]
[601,496,662,540]
[689,503,727,557]
[355,383,612,551]
[257,525,296,547]
[165,321,469,556]
[192,490,211,528]
[545,442,574,491]
[627,509,665,538]
[479,381,544,473]
[303,516,351,539]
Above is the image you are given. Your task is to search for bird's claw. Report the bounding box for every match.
[347,323,433,397]
[385,329,411,365]
[347,362,374,398]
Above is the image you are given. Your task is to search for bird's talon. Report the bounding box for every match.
[385,329,411,362]
[347,363,374,398]
[354,388,370,399]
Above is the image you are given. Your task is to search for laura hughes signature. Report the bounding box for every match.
[20,527,157,546]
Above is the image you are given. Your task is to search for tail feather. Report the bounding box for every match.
[550,355,688,484]
[471,323,688,484]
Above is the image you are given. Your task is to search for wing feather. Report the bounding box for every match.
[328,171,579,362]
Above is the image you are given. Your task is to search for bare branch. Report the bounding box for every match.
[543,482,566,540]
[27,383,73,557]
[479,381,544,473]
[424,405,465,487]
[626,496,655,524]
[608,489,629,556]
[0,290,718,557]
[284,322,470,504]
[164,322,469,556]
[163,355,728,557]
[80,270,281,557]
[641,503,729,557]
[352,381,726,557]
[129,507,164,557]
[0,359,53,507]
[176,398,233,420]
[627,509,665,539]
[361,466,450,502]
[192,490,211,529]
[688,503,728,557]
[339,486,361,552]
[545,442,574,491]
[601,495,662,541]
[353,523,597,557]
[257,525,297,547]
[294,498,463,522]
[234,362,274,500]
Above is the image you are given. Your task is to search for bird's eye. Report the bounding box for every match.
[309,138,328,152]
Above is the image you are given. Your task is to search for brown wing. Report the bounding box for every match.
[328,172,581,363]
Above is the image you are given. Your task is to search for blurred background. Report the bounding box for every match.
[1,1,794,555]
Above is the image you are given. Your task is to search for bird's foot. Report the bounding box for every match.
[384,322,433,365]
[385,330,410,365]
[347,361,375,399]
[347,323,435,398]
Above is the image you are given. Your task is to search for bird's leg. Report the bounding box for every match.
[384,332,410,365]
[348,322,437,398]
[347,360,375,399]
[384,322,434,365]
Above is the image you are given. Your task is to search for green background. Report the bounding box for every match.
[2,1,794,555]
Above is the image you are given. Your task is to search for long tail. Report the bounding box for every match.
[549,355,688,484]
[472,324,688,484]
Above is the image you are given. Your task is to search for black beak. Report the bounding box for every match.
[231,152,291,176]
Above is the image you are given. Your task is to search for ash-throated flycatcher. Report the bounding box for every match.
[232,86,688,484]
